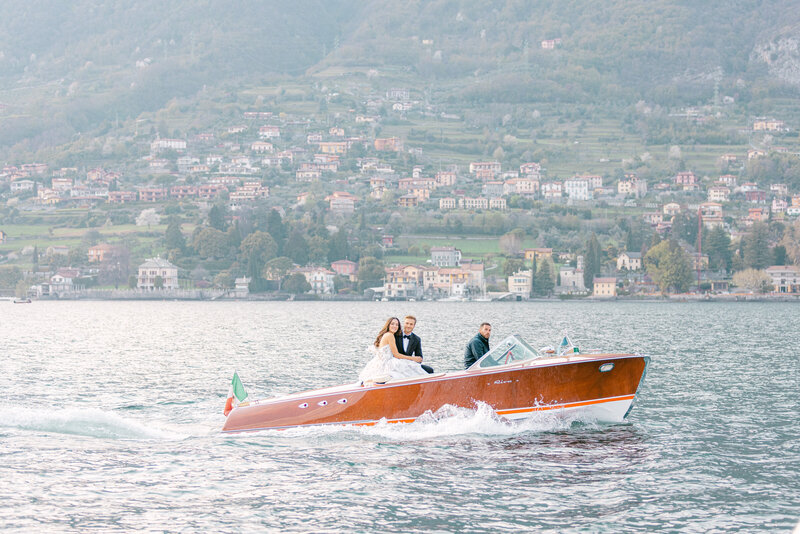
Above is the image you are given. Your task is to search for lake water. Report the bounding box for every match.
[1,301,798,532]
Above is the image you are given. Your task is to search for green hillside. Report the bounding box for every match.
[1,0,799,159]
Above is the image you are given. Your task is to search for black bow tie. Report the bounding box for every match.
[403,335,410,338]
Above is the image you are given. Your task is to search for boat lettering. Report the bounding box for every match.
[493,379,512,385]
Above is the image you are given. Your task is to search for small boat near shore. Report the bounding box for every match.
[222,335,649,433]
[13,297,32,303]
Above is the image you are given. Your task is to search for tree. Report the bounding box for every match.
[266,209,286,243]
[704,226,732,272]
[32,245,39,273]
[214,272,234,289]
[503,258,524,277]
[644,239,693,294]
[154,275,164,289]
[780,219,800,266]
[584,233,602,289]
[264,256,293,290]
[15,279,29,298]
[328,229,349,262]
[534,258,555,296]
[239,231,277,266]
[192,227,228,259]
[164,217,185,252]
[772,245,787,266]
[499,228,525,255]
[208,204,226,231]
[743,222,771,270]
[357,256,385,292]
[284,272,311,294]
[732,269,772,293]
[284,230,309,265]
[136,208,160,229]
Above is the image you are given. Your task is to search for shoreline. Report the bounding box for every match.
[8,293,800,303]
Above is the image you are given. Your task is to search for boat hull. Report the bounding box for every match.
[222,354,649,433]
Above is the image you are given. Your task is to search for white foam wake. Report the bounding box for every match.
[271,402,599,441]
[0,406,187,440]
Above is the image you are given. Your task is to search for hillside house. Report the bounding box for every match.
[374,137,403,152]
[699,202,724,228]
[541,182,562,200]
[765,266,800,293]
[150,138,187,152]
[593,277,617,298]
[675,171,697,186]
[435,171,457,187]
[564,177,592,201]
[469,161,502,175]
[616,252,642,271]
[108,191,137,203]
[331,260,358,281]
[431,246,462,267]
[458,197,489,209]
[708,186,731,203]
[663,203,681,217]
[137,258,179,290]
[508,270,532,298]
[87,244,118,263]
[524,248,553,262]
[520,162,542,177]
[258,125,280,139]
[319,141,348,155]
[398,194,418,208]
[438,198,456,210]
[295,267,336,295]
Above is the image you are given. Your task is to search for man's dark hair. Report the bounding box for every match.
[480,322,491,328]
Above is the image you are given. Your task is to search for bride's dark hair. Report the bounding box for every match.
[374,317,400,347]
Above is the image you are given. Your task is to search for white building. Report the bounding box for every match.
[431,246,462,267]
[296,267,335,295]
[137,258,179,290]
[508,270,532,298]
[564,177,592,201]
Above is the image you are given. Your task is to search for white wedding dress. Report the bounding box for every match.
[359,344,428,384]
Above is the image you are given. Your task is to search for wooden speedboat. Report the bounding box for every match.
[222,335,649,433]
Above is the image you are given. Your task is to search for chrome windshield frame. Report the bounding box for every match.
[471,334,542,370]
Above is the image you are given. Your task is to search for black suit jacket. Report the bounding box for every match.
[395,332,422,358]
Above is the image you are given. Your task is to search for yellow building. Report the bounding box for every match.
[593,277,617,298]
[524,248,553,262]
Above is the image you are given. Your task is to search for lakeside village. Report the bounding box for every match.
[1,92,800,302]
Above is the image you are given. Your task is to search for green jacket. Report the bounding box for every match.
[464,333,490,369]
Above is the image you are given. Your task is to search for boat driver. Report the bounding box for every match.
[464,322,491,369]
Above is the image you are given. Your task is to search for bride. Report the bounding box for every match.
[359,317,428,384]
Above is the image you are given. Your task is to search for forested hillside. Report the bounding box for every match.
[1,0,799,156]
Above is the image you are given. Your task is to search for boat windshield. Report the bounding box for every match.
[475,335,541,369]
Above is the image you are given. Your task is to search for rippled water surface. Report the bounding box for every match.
[1,301,798,532]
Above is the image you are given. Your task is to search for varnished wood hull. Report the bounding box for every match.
[222,353,649,433]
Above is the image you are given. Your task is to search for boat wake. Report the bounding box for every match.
[361,402,600,440]
[0,406,188,440]
[269,402,600,441]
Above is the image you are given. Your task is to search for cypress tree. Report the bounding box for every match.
[584,233,602,289]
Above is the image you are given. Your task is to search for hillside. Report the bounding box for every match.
[1,1,800,159]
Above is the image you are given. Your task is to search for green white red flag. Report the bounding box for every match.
[224,371,248,416]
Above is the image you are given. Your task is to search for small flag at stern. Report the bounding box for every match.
[224,371,248,416]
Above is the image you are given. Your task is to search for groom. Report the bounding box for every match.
[395,315,434,374]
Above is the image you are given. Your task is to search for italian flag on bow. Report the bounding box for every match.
[224,371,248,416]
